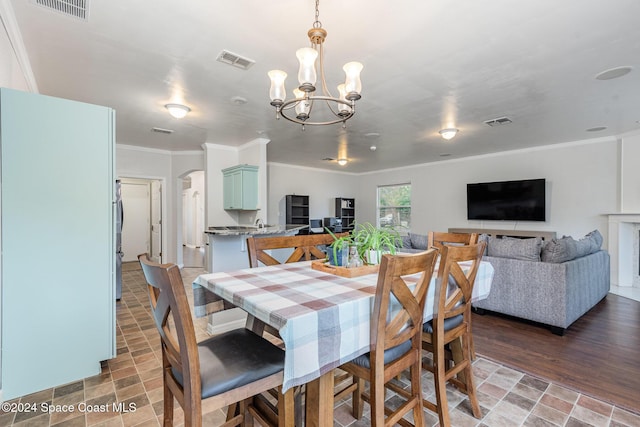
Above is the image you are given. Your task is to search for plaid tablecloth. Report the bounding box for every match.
[193,260,494,392]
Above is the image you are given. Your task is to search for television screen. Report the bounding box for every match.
[467,178,546,221]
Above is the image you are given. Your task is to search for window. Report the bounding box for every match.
[377,183,411,230]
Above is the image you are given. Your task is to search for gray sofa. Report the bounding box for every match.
[399,229,610,335]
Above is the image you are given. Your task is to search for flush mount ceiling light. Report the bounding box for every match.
[439,128,458,140]
[268,0,363,129]
[165,103,191,119]
[337,158,348,166]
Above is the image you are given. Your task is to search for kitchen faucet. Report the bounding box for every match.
[255,217,264,228]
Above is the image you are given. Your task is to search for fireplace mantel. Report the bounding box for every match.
[607,213,640,287]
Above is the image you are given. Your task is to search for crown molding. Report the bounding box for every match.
[0,0,39,93]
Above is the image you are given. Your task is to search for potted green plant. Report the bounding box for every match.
[352,222,402,265]
[326,228,353,266]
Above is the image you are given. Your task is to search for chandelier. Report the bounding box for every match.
[268,0,363,128]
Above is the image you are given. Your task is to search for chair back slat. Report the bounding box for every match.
[247,233,349,267]
[428,231,478,251]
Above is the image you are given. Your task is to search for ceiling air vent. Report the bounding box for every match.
[216,50,255,70]
[151,127,174,134]
[33,0,90,21]
[484,117,513,127]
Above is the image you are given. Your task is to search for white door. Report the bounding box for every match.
[150,180,162,262]
[121,182,150,262]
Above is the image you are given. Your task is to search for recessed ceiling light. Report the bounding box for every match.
[586,126,607,132]
[595,66,632,80]
[369,145,377,151]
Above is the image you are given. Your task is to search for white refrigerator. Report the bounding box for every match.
[1,88,116,399]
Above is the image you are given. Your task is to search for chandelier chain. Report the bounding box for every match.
[313,0,322,28]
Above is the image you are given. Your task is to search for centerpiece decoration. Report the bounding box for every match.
[312,223,403,277]
[351,222,402,265]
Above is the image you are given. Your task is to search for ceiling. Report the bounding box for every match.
[8,0,640,172]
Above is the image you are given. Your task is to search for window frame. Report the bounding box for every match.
[376,183,412,231]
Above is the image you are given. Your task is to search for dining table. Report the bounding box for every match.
[193,259,494,427]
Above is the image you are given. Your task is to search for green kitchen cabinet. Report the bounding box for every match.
[222,164,259,210]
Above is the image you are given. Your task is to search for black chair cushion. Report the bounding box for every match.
[172,328,285,399]
[423,314,464,334]
[349,340,412,369]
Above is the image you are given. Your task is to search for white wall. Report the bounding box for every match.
[116,145,203,265]
[354,137,619,245]
[267,163,359,226]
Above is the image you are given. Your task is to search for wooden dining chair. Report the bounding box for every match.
[246,233,355,421]
[137,253,294,427]
[420,243,486,427]
[427,230,480,359]
[246,232,349,267]
[428,231,479,251]
[340,249,438,427]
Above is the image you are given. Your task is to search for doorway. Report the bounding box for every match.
[120,178,163,263]
[182,171,205,267]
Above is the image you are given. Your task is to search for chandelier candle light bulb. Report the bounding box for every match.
[267,0,363,126]
[296,47,319,90]
[337,84,351,116]
[343,62,363,99]
[268,70,287,106]
[293,88,311,120]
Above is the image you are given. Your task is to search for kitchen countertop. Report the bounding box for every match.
[204,224,308,236]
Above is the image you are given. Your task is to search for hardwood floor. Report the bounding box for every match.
[472,293,640,415]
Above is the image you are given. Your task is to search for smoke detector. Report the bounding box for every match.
[33,0,90,21]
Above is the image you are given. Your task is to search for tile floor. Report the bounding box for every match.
[1,264,639,427]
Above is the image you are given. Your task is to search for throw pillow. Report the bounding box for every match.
[574,229,603,258]
[541,236,577,263]
[487,236,542,261]
[541,229,603,263]
[409,233,428,250]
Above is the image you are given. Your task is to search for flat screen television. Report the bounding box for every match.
[467,178,546,221]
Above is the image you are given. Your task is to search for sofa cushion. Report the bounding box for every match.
[541,230,603,263]
[409,233,428,250]
[487,236,542,261]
